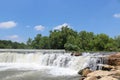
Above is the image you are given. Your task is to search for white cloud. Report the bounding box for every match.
[0,21,17,29]
[7,35,19,39]
[113,13,120,18]
[4,35,20,42]
[53,23,70,30]
[34,25,45,31]
[0,35,24,42]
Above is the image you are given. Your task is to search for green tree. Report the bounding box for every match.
[93,34,110,51]
[105,38,117,51]
[78,31,95,51]
[49,26,77,49]
[32,34,42,49]
[114,35,120,51]
[40,36,50,49]
[64,35,79,51]
[27,38,33,49]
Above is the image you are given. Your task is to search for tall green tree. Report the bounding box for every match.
[105,38,117,51]
[78,31,95,51]
[26,38,33,49]
[64,35,79,51]
[39,36,50,49]
[114,35,120,51]
[32,34,42,49]
[93,34,110,51]
[49,26,77,49]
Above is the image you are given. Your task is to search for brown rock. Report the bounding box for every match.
[79,77,85,80]
[108,53,120,66]
[84,76,97,80]
[102,64,115,71]
[86,70,120,80]
[83,69,120,80]
[71,52,81,56]
[82,69,92,77]
[78,67,92,77]
[115,66,120,70]
[99,76,118,80]
[87,70,115,77]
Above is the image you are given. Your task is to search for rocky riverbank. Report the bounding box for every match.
[79,52,120,80]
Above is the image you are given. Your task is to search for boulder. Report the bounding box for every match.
[71,52,81,56]
[85,70,120,80]
[115,66,120,70]
[79,77,85,80]
[84,76,98,80]
[87,70,110,77]
[99,76,118,80]
[108,53,120,66]
[78,67,92,77]
[101,64,115,71]
[82,66,120,80]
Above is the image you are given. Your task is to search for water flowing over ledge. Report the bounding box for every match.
[0,49,65,53]
[0,49,112,76]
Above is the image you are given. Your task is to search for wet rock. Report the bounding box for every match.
[99,76,118,80]
[87,70,113,77]
[108,53,120,66]
[101,64,115,71]
[71,52,81,56]
[84,70,120,80]
[115,66,120,70]
[84,76,97,80]
[78,67,92,77]
[79,77,85,80]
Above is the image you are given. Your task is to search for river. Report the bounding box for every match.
[0,49,108,80]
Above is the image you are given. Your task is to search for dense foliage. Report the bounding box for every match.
[0,40,26,49]
[0,26,120,52]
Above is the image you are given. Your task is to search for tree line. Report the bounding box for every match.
[0,26,120,52]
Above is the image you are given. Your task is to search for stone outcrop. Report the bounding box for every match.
[84,76,98,80]
[99,76,118,80]
[78,67,92,77]
[101,64,115,71]
[79,52,120,80]
[83,70,120,80]
[71,52,81,56]
[87,70,114,77]
[108,53,120,66]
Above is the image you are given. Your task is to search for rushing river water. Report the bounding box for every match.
[0,49,109,80]
[0,66,80,80]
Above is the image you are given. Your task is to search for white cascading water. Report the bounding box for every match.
[0,50,108,71]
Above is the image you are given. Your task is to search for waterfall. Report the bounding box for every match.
[0,50,108,71]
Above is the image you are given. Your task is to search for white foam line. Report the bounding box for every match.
[48,67,78,76]
[0,63,78,76]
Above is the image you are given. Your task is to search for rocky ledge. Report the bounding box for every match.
[79,52,120,80]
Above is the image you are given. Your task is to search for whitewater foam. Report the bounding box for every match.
[0,50,109,76]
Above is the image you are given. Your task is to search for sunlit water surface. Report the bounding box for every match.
[0,63,80,80]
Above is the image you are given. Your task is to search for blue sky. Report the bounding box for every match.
[0,0,120,42]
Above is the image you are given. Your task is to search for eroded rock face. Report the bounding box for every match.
[99,76,118,80]
[81,53,120,80]
[101,64,115,71]
[78,67,92,77]
[87,70,114,77]
[108,53,120,66]
[84,76,97,80]
[83,70,120,80]
[71,52,82,56]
